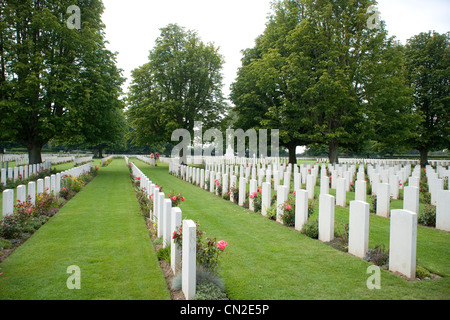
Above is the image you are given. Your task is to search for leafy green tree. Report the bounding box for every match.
[231,0,416,164]
[126,24,227,150]
[405,31,450,166]
[0,0,124,163]
[230,1,311,164]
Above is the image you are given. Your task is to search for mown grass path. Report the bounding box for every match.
[135,159,450,300]
[0,159,170,300]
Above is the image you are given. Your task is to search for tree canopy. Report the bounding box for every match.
[230,0,420,164]
[0,0,125,163]
[126,24,227,151]
[405,31,450,166]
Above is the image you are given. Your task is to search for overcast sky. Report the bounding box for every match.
[101,0,449,99]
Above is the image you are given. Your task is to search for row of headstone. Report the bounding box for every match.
[2,162,93,218]
[172,160,449,230]
[171,159,449,280]
[127,157,196,299]
[1,162,51,186]
[136,155,156,166]
[74,156,93,166]
[100,156,114,166]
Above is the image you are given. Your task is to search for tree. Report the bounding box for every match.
[230,1,312,164]
[63,48,127,158]
[231,0,416,164]
[126,24,227,151]
[405,31,450,166]
[0,0,123,164]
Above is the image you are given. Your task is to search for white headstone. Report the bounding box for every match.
[44,176,50,193]
[171,207,182,273]
[355,180,366,202]
[2,189,14,217]
[295,189,308,231]
[276,185,289,223]
[157,192,165,237]
[1,168,6,186]
[16,185,26,203]
[182,219,197,300]
[376,183,390,218]
[408,176,419,188]
[348,200,370,259]
[436,190,450,232]
[294,171,301,191]
[320,175,329,195]
[28,181,36,205]
[37,179,44,195]
[249,179,257,211]
[403,186,419,215]
[336,178,346,207]
[261,182,271,217]
[389,209,417,279]
[389,175,399,200]
[222,173,228,196]
[430,179,443,205]
[230,175,237,202]
[238,177,246,206]
[162,198,172,248]
[152,187,160,221]
[200,169,204,189]
[306,175,315,200]
[318,194,335,242]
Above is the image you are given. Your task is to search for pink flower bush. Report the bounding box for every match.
[285,205,291,210]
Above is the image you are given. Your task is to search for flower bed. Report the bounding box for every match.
[128,160,229,300]
[0,167,98,264]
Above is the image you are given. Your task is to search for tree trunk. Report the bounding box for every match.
[27,143,43,165]
[98,147,104,159]
[419,148,428,167]
[328,140,339,165]
[288,144,297,165]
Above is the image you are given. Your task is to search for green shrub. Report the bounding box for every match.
[194,281,228,300]
[418,204,436,227]
[308,200,315,217]
[266,203,277,221]
[280,194,296,226]
[157,246,171,264]
[0,215,23,239]
[422,192,431,204]
[0,238,13,249]
[416,265,432,280]
[171,267,225,292]
[301,219,319,239]
[370,194,377,213]
[364,244,389,267]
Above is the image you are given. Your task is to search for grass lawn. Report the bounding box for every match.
[0,159,170,300]
[134,159,450,300]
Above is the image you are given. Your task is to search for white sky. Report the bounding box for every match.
[101,0,449,153]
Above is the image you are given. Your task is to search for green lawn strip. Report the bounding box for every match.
[0,159,170,300]
[134,159,449,300]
